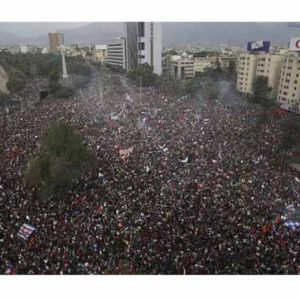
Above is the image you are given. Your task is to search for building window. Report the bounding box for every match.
[138,22,145,37]
[138,54,145,59]
[138,42,145,50]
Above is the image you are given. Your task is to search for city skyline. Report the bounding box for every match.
[1,22,300,47]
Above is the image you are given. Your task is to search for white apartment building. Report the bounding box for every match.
[219,56,237,71]
[125,22,162,75]
[91,45,107,62]
[170,56,194,79]
[237,53,258,94]
[278,53,300,113]
[256,53,284,95]
[237,52,285,95]
[194,56,218,74]
[106,38,127,70]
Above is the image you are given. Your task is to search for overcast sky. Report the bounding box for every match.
[0,22,90,37]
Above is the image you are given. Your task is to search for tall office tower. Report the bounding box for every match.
[125,23,138,72]
[125,22,162,75]
[48,32,64,51]
[106,38,127,70]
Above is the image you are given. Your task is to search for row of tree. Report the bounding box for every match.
[127,63,235,99]
[0,52,93,97]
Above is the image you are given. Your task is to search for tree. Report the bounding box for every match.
[183,78,199,97]
[47,71,74,98]
[203,81,219,100]
[250,76,277,128]
[128,64,158,87]
[55,84,75,99]
[6,68,26,92]
[250,76,276,110]
[156,76,179,94]
[68,61,92,77]
[279,116,300,157]
[24,123,93,200]
[48,70,61,94]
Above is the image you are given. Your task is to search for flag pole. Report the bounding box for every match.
[139,75,142,102]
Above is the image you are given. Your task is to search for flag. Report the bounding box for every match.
[17,223,36,240]
[5,266,16,275]
[138,116,147,129]
[180,155,192,163]
[119,146,134,162]
[158,145,168,153]
[275,215,281,225]
[283,221,300,230]
[180,157,189,163]
[286,204,296,213]
[110,113,119,120]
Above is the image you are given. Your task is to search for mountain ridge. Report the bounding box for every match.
[0,22,299,47]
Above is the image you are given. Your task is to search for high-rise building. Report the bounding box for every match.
[278,53,300,113]
[125,22,162,75]
[237,53,258,94]
[106,38,127,70]
[256,53,284,95]
[48,32,64,51]
[237,52,284,95]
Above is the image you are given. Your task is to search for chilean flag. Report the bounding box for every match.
[17,223,36,240]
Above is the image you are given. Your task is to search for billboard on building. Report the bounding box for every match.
[247,40,270,52]
[289,37,300,52]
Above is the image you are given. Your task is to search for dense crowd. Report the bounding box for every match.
[1,66,300,274]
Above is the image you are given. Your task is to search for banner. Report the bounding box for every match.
[289,37,300,52]
[247,40,270,52]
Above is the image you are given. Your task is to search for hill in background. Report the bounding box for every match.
[0,22,299,47]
